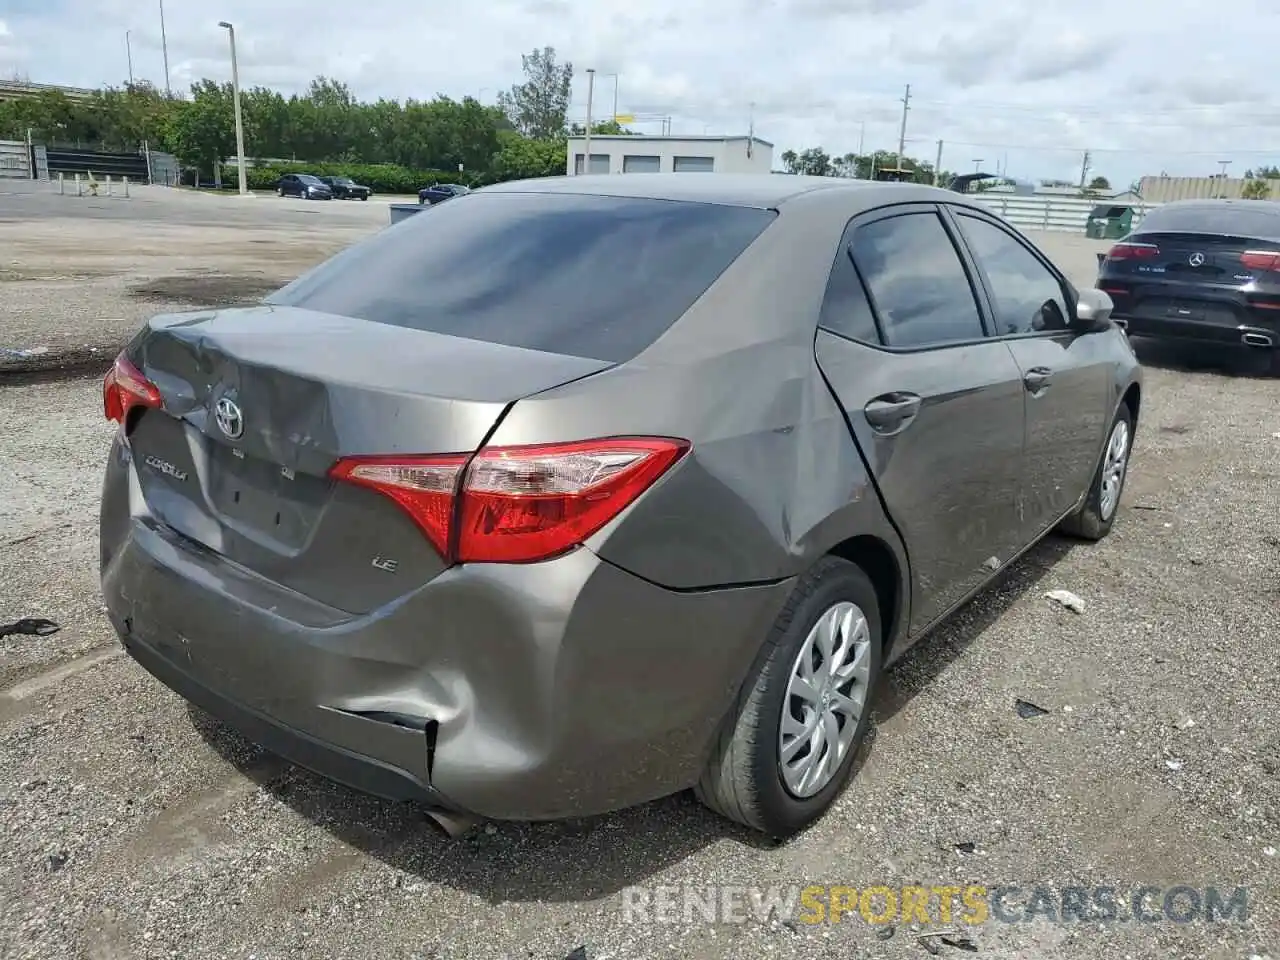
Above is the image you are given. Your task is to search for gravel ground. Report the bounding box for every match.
[0,181,395,375]
[1,193,1278,960]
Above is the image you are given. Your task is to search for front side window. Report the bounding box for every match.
[850,212,985,348]
[955,214,1069,335]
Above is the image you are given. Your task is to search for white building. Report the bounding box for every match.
[565,135,774,176]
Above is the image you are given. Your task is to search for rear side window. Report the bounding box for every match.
[819,241,880,343]
[267,193,775,363]
[1137,203,1280,240]
[850,212,985,348]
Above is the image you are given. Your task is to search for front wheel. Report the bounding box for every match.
[1058,402,1134,541]
[695,556,882,837]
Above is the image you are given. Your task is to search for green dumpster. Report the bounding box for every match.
[1085,204,1137,239]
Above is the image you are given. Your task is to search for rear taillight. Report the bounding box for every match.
[103,352,162,424]
[1241,250,1280,272]
[331,437,690,564]
[1105,241,1160,260]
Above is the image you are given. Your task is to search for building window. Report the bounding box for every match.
[673,156,715,173]
[622,155,662,173]
[574,153,611,175]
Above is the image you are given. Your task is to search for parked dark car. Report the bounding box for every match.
[419,182,470,205]
[1096,199,1280,371]
[100,175,1141,838]
[320,176,371,200]
[277,173,333,200]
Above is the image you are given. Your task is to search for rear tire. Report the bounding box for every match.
[694,557,882,837]
[1058,402,1134,541]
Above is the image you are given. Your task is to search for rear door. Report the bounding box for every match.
[946,206,1112,540]
[813,203,1027,635]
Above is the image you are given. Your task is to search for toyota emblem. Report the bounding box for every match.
[214,396,244,440]
[1188,252,1206,267]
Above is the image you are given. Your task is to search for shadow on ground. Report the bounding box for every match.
[189,535,1074,903]
[1131,336,1277,379]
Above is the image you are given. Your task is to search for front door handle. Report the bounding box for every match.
[1023,367,1053,392]
[864,393,922,433]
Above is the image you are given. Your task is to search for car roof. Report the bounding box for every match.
[480,173,968,210]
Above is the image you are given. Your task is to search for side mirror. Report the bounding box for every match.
[1074,287,1114,332]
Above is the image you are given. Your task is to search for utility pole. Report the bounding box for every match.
[747,101,755,159]
[126,31,134,86]
[159,0,171,96]
[218,21,248,196]
[896,83,911,172]
[583,68,595,175]
[934,139,943,186]
[1079,150,1092,189]
[856,121,865,177]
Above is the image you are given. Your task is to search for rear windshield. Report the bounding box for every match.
[1137,203,1280,240]
[266,192,776,363]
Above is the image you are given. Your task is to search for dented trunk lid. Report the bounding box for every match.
[125,304,614,613]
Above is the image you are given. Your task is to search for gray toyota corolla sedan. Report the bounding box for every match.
[100,174,1141,837]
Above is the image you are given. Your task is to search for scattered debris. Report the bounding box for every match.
[982,556,999,571]
[1173,717,1196,730]
[1132,503,1161,511]
[1264,846,1276,857]
[45,850,68,872]
[920,938,942,956]
[781,919,800,934]
[955,841,976,854]
[1015,699,1050,719]
[0,617,61,639]
[0,346,50,359]
[876,924,896,941]
[940,935,980,952]
[564,948,589,960]
[1166,759,1184,771]
[1044,589,1085,614]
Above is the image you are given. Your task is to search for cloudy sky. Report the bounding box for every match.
[2,0,1278,187]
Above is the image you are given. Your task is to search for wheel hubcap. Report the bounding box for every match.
[1099,420,1130,521]
[778,601,872,798]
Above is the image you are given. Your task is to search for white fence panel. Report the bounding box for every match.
[969,194,1163,233]
[0,140,31,180]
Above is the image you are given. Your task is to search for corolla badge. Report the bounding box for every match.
[1188,252,1206,267]
[214,396,244,440]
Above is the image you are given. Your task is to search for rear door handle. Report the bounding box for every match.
[864,393,922,433]
[1023,367,1053,392]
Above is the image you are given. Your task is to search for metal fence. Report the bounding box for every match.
[968,194,1159,233]
[0,140,31,179]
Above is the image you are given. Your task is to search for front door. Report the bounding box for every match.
[813,205,1028,635]
[945,208,1113,540]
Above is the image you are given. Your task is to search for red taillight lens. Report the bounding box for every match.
[1241,250,1280,272]
[330,437,690,564]
[103,353,162,424]
[329,454,468,557]
[1106,242,1160,260]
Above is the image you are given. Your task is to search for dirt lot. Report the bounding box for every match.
[1,189,1278,960]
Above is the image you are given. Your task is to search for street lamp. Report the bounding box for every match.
[218,21,248,196]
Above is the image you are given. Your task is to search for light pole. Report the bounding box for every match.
[583,68,595,175]
[159,0,171,95]
[973,158,984,173]
[1217,159,1232,197]
[126,30,134,86]
[218,21,248,196]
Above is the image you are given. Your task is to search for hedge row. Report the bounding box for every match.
[221,161,475,195]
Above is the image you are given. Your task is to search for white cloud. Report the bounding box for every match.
[1,0,1278,186]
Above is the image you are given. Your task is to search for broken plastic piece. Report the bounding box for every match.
[0,618,61,639]
[1044,589,1085,614]
[1014,699,1050,719]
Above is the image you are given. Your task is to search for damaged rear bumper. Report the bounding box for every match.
[101,452,792,820]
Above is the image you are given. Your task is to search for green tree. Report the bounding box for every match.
[497,46,573,139]
[1088,175,1111,191]
[1241,178,1272,200]
[166,80,236,179]
[488,130,565,181]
